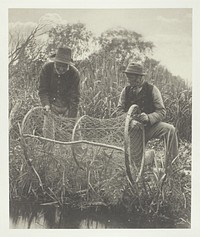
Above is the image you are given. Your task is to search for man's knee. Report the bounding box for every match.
[160,122,175,134]
[167,124,176,133]
[159,123,177,140]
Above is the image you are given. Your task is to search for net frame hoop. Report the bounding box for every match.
[21,106,44,135]
[124,104,146,184]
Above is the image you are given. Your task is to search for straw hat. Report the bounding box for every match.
[124,62,146,75]
[54,47,72,64]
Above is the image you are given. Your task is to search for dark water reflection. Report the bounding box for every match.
[10,201,177,229]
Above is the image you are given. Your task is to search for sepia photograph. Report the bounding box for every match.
[1,0,200,236]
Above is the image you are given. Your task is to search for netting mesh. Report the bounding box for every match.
[22,107,128,143]
[72,114,126,146]
[20,107,128,170]
[21,106,147,182]
[21,107,76,142]
[21,106,144,170]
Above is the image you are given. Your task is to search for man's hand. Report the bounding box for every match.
[137,112,149,125]
[44,105,51,112]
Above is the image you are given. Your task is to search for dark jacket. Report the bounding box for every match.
[38,62,80,117]
[116,82,166,125]
[124,82,155,113]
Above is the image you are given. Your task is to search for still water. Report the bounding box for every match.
[10,201,177,229]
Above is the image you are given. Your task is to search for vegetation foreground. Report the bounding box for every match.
[9,135,191,227]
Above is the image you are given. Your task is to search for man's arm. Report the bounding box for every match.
[147,85,166,125]
[38,63,51,107]
[115,87,126,116]
[68,71,80,118]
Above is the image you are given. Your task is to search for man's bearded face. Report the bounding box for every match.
[55,62,69,74]
[126,73,145,89]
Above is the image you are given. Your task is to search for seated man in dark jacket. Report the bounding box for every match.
[116,62,178,169]
[38,46,80,140]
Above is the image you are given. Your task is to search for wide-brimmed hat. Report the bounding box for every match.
[54,47,72,64]
[123,62,146,75]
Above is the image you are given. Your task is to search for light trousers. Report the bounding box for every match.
[144,122,179,168]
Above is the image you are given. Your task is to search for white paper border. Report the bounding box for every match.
[1,0,200,236]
